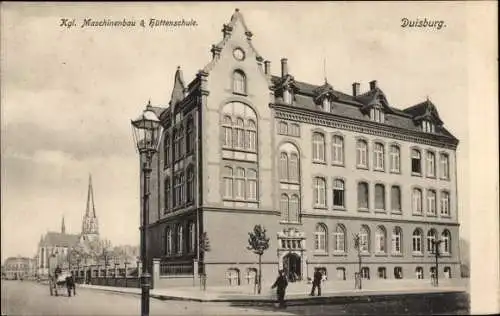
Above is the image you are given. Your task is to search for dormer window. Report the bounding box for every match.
[370,107,385,123]
[422,120,435,133]
[322,98,331,111]
[283,90,292,104]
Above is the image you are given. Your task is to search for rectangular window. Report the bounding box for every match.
[440,192,450,216]
[440,154,450,179]
[332,136,344,165]
[411,150,421,174]
[427,190,436,215]
[391,186,401,212]
[333,180,345,208]
[427,152,436,177]
[358,183,368,209]
[390,146,400,173]
[356,141,368,168]
[247,179,257,201]
[374,143,384,170]
[375,185,385,210]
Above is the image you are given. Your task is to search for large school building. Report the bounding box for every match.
[141,8,461,286]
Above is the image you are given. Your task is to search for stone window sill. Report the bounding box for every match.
[333,207,346,211]
[312,160,327,165]
[358,208,370,213]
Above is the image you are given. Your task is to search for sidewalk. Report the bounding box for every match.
[77,278,468,305]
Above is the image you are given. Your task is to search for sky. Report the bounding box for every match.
[0,2,475,263]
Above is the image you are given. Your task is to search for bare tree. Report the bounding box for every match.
[247,225,270,294]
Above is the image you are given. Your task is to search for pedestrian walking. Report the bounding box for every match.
[310,269,322,296]
[271,269,288,308]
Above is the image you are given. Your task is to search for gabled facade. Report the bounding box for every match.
[142,9,460,286]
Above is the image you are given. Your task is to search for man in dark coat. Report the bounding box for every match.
[271,270,288,308]
[310,269,323,296]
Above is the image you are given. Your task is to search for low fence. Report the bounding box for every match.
[84,277,140,288]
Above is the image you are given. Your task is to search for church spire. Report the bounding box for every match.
[61,215,66,234]
[82,173,99,240]
[86,174,96,218]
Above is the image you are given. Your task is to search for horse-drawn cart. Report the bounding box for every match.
[48,255,76,297]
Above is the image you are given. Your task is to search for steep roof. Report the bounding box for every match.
[270,75,457,142]
[40,232,80,248]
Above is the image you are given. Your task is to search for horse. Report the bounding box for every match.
[49,271,76,297]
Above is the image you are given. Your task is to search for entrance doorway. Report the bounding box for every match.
[283,253,301,282]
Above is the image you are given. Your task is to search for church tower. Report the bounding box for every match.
[81,174,99,242]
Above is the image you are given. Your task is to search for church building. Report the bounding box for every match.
[140,9,461,286]
[37,175,100,276]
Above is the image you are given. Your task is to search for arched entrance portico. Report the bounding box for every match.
[283,253,301,282]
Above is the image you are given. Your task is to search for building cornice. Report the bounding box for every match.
[301,212,460,227]
[272,104,459,150]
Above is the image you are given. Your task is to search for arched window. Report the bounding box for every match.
[289,195,299,223]
[279,152,289,181]
[427,229,437,253]
[375,184,386,210]
[411,149,422,174]
[312,132,325,162]
[280,194,289,221]
[233,70,246,94]
[391,186,401,212]
[177,225,183,254]
[375,226,387,253]
[173,129,180,161]
[246,119,257,151]
[166,227,172,255]
[440,191,450,216]
[389,145,400,173]
[333,179,345,208]
[333,224,346,252]
[415,267,424,279]
[187,166,194,203]
[246,169,257,201]
[332,135,344,165]
[427,190,437,215]
[441,230,451,254]
[359,225,370,253]
[313,177,326,207]
[186,118,194,153]
[358,182,369,209]
[163,133,170,167]
[426,151,436,177]
[314,224,327,252]
[179,127,185,158]
[374,143,385,170]
[188,222,195,253]
[392,227,402,254]
[412,188,423,214]
[223,166,233,198]
[357,140,368,168]
[233,118,245,149]
[179,172,185,203]
[412,229,423,253]
[164,177,171,211]
[222,116,232,147]
[289,153,299,182]
[235,167,245,199]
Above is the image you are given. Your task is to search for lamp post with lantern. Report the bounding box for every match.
[431,239,443,287]
[131,100,162,316]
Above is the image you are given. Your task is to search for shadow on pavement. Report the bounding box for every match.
[228,292,470,316]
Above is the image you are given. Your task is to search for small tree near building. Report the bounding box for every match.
[353,233,363,289]
[247,224,270,294]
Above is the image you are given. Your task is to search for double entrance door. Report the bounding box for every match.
[283,253,301,282]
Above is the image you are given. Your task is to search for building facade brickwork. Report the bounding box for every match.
[141,9,461,286]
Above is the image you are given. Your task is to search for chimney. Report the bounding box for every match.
[352,82,360,96]
[369,80,378,90]
[281,58,288,77]
[264,60,271,76]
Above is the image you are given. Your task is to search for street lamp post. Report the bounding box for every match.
[131,100,163,316]
[431,239,443,287]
